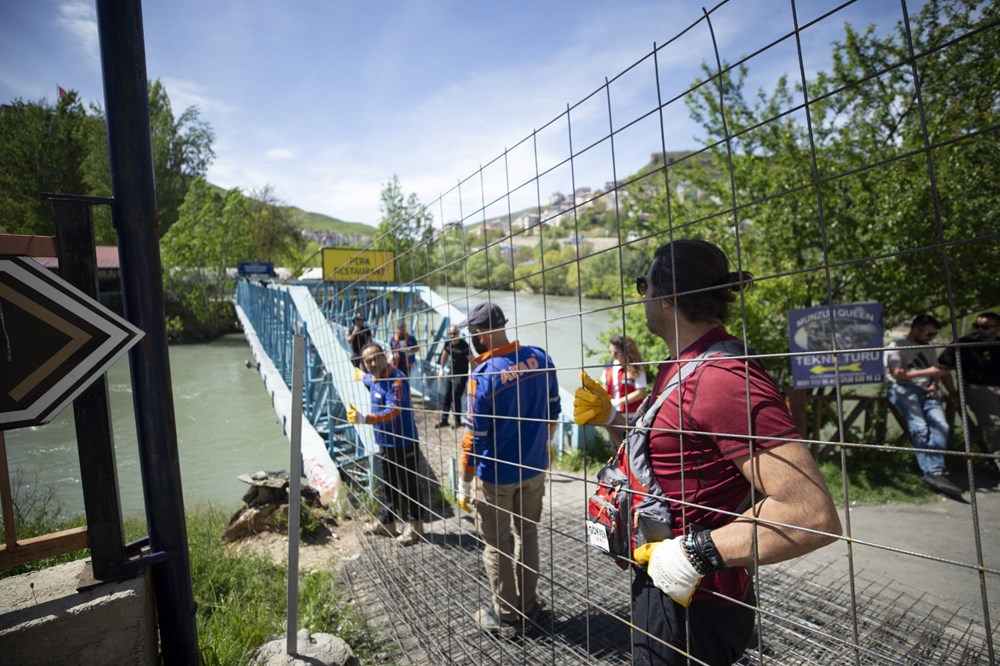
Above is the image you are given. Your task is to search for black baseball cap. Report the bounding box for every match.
[457,303,507,331]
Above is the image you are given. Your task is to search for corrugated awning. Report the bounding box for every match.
[33,246,120,270]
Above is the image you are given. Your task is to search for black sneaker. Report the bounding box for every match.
[921,471,963,498]
[434,419,449,429]
[451,420,462,429]
[524,599,546,623]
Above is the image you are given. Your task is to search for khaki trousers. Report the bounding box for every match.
[476,472,545,622]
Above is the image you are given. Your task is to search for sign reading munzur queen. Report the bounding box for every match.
[321,248,395,282]
[787,303,884,389]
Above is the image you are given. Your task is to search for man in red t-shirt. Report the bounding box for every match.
[575,239,841,666]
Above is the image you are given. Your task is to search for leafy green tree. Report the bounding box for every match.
[466,248,513,290]
[620,0,998,385]
[576,245,651,300]
[84,79,215,238]
[160,178,244,338]
[0,92,92,235]
[375,175,434,283]
[1,80,214,242]
[246,185,305,265]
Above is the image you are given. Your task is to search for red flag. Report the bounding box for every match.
[58,86,67,99]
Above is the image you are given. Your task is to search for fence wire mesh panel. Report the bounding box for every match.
[300,1,999,663]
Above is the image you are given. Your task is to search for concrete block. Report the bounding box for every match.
[0,559,156,665]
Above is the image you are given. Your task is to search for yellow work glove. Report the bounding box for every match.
[346,403,366,425]
[457,479,475,513]
[634,540,702,607]
[573,371,616,426]
[353,367,363,381]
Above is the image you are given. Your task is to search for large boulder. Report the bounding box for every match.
[253,629,358,666]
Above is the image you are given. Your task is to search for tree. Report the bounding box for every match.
[620,0,998,384]
[84,79,215,238]
[0,80,214,241]
[149,80,215,236]
[160,178,245,338]
[0,92,93,235]
[246,185,305,265]
[375,175,435,283]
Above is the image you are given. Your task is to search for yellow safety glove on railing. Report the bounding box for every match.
[353,367,363,381]
[573,371,616,426]
[346,403,367,425]
[457,479,475,513]
[633,540,702,607]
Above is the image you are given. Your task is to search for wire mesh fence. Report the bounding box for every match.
[310,1,999,663]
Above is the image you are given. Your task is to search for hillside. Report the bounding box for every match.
[205,181,377,239]
[283,206,376,237]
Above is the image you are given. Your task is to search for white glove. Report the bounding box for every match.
[646,538,702,607]
[457,479,474,513]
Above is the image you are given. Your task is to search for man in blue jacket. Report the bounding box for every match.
[349,342,425,546]
[456,303,561,634]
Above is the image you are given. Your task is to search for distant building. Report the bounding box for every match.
[35,246,123,312]
[516,213,540,232]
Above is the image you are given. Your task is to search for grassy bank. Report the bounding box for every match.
[187,506,383,665]
[2,504,384,665]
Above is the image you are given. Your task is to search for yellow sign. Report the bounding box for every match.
[321,248,395,282]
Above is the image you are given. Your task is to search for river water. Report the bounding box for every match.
[5,291,620,519]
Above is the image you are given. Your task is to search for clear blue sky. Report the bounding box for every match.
[1,1,909,225]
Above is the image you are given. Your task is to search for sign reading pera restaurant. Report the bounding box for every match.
[321,248,395,282]
[0,257,144,430]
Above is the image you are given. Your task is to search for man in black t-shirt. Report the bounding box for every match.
[347,316,373,371]
[939,312,1000,472]
[436,324,472,428]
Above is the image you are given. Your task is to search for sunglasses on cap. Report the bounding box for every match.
[974,322,997,330]
[636,276,649,296]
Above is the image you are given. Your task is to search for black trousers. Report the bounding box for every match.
[631,570,756,666]
[441,376,468,419]
[376,444,425,523]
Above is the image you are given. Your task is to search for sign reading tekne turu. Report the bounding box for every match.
[321,248,395,282]
[0,256,144,430]
[787,303,884,389]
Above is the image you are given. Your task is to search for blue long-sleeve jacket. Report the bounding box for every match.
[363,367,418,448]
[461,341,561,484]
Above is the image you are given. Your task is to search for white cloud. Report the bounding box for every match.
[265,148,295,161]
[159,76,236,115]
[58,1,99,63]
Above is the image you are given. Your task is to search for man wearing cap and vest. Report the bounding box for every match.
[575,239,840,665]
[455,302,561,636]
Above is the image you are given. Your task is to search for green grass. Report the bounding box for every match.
[187,506,385,665]
[819,458,934,505]
[556,436,615,473]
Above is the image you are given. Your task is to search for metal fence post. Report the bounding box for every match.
[95,0,199,660]
[47,194,126,580]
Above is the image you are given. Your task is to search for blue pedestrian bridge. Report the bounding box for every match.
[234,279,584,496]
